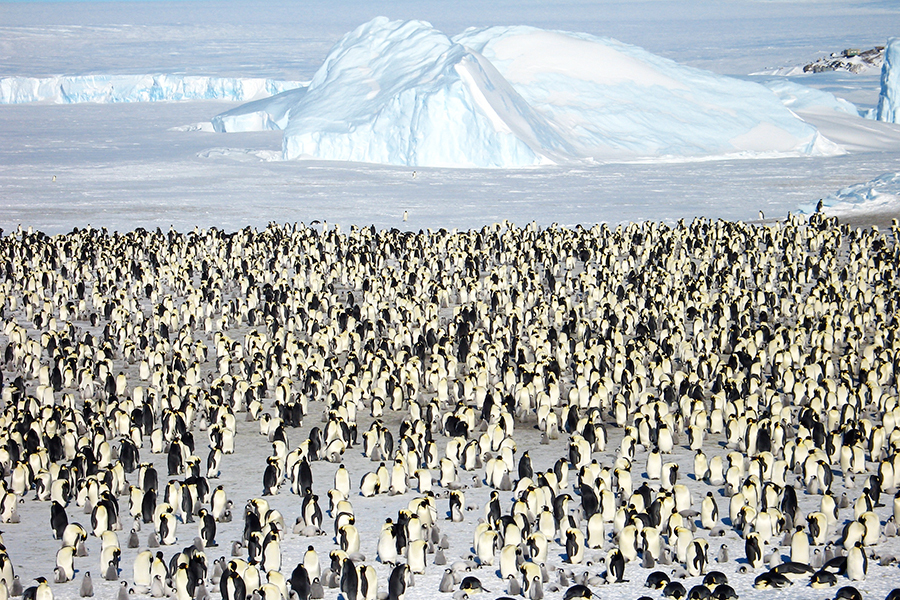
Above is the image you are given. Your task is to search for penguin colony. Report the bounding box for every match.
[0,215,899,600]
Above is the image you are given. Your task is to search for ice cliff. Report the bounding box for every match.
[0,74,303,104]
[876,38,900,123]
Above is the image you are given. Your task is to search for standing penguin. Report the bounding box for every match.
[51,501,69,540]
[387,564,409,600]
[439,569,455,593]
[290,564,311,600]
[24,578,53,600]
[607,549,627,583]
[745,533,763,569]
[79,572,94,597]
[846,543,867,581]
[198,509,217,547]
[303,546,320,580]
[340,558,359,600]
[565,529,585,564]
[56,546,75,582]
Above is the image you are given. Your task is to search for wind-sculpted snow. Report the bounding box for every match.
[876,38,900,123]
[0,74,305,105]
[759,79,860,116]
[216,17,841,167]
[801,171,900,216]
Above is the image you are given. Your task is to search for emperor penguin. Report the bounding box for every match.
[790,527,809,564]
[685,539,708,576]
[565,529,585,564]
[26,578,54,600]
[586,513,605,549]
[439,569,455,593]
[449,491,464,523]
[340,557,359,600]
[846,543,867,581]
[211,486,230,522]
[408,539,427,574]
[745,533,763,569]
[303,546,320,580]
[133,550,153,588]
[100,546,121,580]
[700,493,718,530]
[56,545,76,582]
[338,524,360,555]
[159,511,177,545]
[51,501,69,539]
[499,544,520,579]
[607,548,627,582]
[173,565,192,600]
[475,528,499,566]
[387,564,409,600]
[198,508,217,547]
[334,465,351,498]
[80,572,94,597]
[360,473,379,498]
[358,565,377,600]
[377,521,399,566]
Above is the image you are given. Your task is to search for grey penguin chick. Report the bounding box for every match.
[507,575,521,596]
[80,572,94,597]
[150,575,167,598]
[148,532,159,548]
[116,582,130,600]
[439,569,455,593]
[434,548,447,565]
[716,545,729,563]
[127,530,140,548]
[310,578,324,599]
[10,575,24,596]
[193,581,210,600]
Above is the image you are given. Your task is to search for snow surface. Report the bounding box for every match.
[0,0,900,229]
[876,38,900,123]
[799,171,900,217]
[228,17,840,167]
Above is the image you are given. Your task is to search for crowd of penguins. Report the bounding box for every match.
[1,214,900,600]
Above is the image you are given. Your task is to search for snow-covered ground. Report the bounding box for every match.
[1,0,900,232]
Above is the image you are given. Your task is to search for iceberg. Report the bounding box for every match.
[0,74,304,104]
[216,17,839,167]
[876,38,900,123]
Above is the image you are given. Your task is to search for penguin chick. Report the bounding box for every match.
[116,582,130,600]
[439,570,455,593]
[80,572,94,597]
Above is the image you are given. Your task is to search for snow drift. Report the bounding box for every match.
[801,171,900,216]
[876,38,900,123]
[214,17,839,167]
[0,74,304,104]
